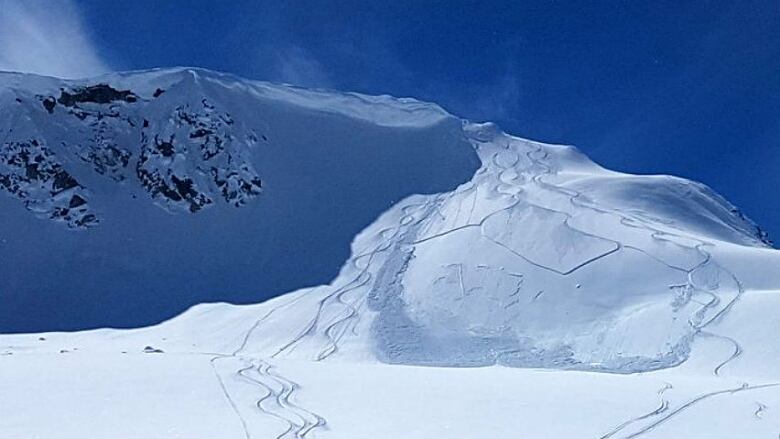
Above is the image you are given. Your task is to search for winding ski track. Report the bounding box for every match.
[510,140,766,439]
[618,383,780,439]
[524,141,747,365]
[209,191,442,438]
[205,291,332,439]
[598,383,673,439]
[212,131,763,439]
[698,331,743,377]
[236,358,326,439]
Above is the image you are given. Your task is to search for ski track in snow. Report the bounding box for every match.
[610,383,780,439]
[202,292,333,438]
[523,141,747,349]
[221,131,760,438]
[210,355,251,439]
[5,121,766,438]
[699,331,743,377]
[382,137,764,438]
[236,357,326,439]
[207,189,428,438]
[207,343,327,438]
[514,142,765,438]
[598,383,673,439]
[0,72,775,439]
[231,133,761,439]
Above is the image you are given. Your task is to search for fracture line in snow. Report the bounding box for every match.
[413,136,748,375]
[405,135,750,380]
[483,234,620,276]
[523,141,747,358]
[515,140,766,438]
[214,132,759,439]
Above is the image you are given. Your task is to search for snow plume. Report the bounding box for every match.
[266,45,332,89]
[0,0,109,78]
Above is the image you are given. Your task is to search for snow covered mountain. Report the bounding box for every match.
[0,68,478,331]
[1,68,779,439]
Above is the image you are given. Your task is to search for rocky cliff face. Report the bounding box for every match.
[0,68,478,332]
[1,79,266,228]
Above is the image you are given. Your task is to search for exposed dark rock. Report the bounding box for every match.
[171,175,196,199]
[155,137,175,157]
[79,144,132,181]
[189,128,212,139]
[10,89,266,224]
[52,170,79,193]
[76,214,98,227]
[0,139,97,228]
[69,194,86,208]
[136,133,213,213]
[133,99,263,212]
[58,84,138,107]
[42,97,56,113]
[731,208,773,246]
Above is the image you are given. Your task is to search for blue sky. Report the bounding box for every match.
[2,0,779,240]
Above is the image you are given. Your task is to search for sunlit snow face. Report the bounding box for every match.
[367,135,727,373]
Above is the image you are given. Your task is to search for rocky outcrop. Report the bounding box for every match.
[2,81,265,227]
[0,139,97,228]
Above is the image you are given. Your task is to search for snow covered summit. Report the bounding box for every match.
[1,68,779,439]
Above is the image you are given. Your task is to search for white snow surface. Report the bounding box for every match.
[1,68,779,439]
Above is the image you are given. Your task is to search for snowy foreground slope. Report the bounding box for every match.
[1,68,780,439]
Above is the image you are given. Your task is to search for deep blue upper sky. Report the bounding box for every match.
[64,1,780,240]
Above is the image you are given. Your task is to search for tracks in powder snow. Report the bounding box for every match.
[211,132,766,439]
[598,383,673,439]
[500,140,769,439]
[210,353,326,439]
[204,188,440,439]
[208,199,430,439]
[236,357,326,439]
[602,382,780,439]
[207,297,331,439]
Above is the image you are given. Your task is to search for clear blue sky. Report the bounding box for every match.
[4,0,779,240]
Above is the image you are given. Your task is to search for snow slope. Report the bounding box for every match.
[0,68,478,331]
[1,68,778,439]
